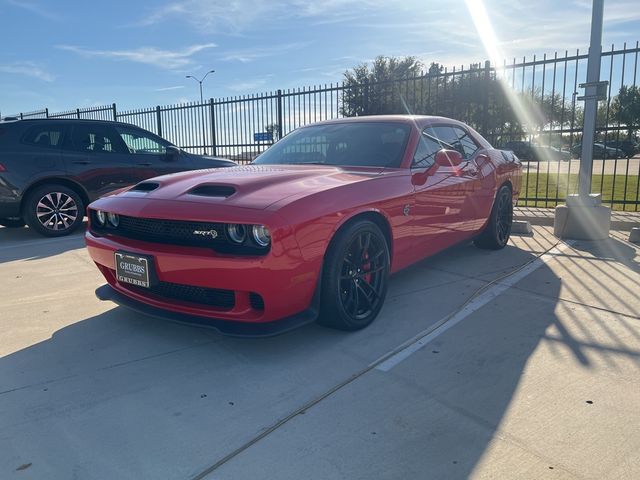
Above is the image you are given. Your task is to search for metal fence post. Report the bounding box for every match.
[20,113,23,120]
[76,108,81,119]
[45,108,49,118]
[482,60,491,137]
[363,80,370,114]
[277,89,283,136]
[155,106,162,137]
[209,98,217,156]
[112,103,117,121]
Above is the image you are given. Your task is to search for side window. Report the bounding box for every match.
[69,125,127,154]
[412,130,442,168]
[452,126,479,158]
[23,125,65,149]
[115,127,168,155]
[426,126,466,158]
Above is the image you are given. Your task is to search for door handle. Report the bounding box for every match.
[72,160,91,165]
[137,162,153,166]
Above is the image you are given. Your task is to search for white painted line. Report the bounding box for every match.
[375,241,574,372]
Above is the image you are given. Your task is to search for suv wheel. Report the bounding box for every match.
[24,185,85,237]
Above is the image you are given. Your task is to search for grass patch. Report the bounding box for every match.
[520,173,640,211]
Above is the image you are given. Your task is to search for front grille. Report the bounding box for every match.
[91,212,269,255]
[114,215,226,248]
[125,280,235,310]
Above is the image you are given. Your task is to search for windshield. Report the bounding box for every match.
[253,122,411,168]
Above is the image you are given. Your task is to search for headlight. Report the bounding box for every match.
[252,225,270,247]
[96,210,106,226]
[107,212,119,227]
[227,223,247,244]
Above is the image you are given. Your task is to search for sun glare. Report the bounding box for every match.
[465,0,563,169]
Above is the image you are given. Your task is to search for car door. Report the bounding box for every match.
[63,123,145,200]
[445,125,490,236]
[18,123,66,184]
[113,125,189,178]
[415,125,483,245]
[410,126,468,258]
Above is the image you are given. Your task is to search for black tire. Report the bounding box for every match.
[474,185,513,250]
[24,184,85,237]
[317,220,390,331]
[0,218,26,228]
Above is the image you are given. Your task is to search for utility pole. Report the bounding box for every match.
[577,0,605,197]
[553,0,611,240]
[186,70,215,155]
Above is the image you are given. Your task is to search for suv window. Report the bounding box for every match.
[69,124,127,154]
[115,126,168,155]
[23,125,65,149]
[426,125,479,160]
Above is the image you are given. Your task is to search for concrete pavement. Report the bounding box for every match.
[0,224,639,479]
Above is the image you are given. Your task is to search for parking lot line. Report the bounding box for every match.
[374,240,575,372]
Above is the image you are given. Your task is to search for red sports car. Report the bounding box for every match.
[86,115,521,336]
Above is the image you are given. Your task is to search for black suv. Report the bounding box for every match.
[0,119,236,236]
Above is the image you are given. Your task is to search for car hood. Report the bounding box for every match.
[119,164,388,210]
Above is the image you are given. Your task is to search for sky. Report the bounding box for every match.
[0,0,639,116]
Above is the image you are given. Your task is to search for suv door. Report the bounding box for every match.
[114,125,189,177]
[63,123,144,200]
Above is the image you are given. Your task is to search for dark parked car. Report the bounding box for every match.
[503,141,569,161]
[570,142,625,159]
[0,118,236,236]
[610,139,639,158]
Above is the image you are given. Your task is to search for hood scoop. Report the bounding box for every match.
[131,182,160,192]
[188,184,236,198]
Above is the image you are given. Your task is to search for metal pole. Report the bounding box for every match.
[578,0,604,197]
[199,82,207,154]
[209,98,217,156]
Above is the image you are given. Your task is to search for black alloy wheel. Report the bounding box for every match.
[474,185,513,250]
[319,220,390,331]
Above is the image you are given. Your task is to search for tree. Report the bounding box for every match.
[339,55,589,143]
[340,56,424,117]
[611,85,640,136]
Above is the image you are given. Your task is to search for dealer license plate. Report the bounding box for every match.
[114,252,152,288]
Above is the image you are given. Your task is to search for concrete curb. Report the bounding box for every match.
[515,208,639,232]
[511,221,533,235]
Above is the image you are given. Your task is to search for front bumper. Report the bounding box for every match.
[95,284,317,337]
[86,229,321,329]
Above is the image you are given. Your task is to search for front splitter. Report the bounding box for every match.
[95,284,317,338]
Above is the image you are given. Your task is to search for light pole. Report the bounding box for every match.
[553,0,611,240]
[186,69,215,155]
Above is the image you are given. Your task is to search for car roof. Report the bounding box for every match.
[2,118,141,129]
[300,114,473,129]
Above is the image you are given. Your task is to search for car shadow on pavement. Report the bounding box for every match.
[0,223,86,264]
[3,240,629,478]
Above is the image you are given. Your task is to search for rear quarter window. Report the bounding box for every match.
[22,125,65,149]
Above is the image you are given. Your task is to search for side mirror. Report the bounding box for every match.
[166,145,181,160]
[435,149,463,167]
